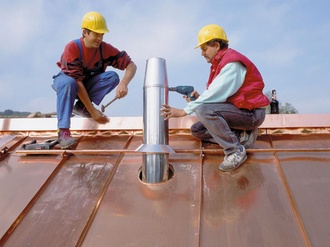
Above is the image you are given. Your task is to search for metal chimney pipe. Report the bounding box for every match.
[136,57,174,183]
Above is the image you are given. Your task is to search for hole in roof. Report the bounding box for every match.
[138,164,175,184]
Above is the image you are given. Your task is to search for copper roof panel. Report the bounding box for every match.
[279,152,330,247]
[1,115,330,246]
[3,154,117,246]
[83,154,202,246]
[271,134,330,149]
[201,152,308,246]
[0,138,61,240]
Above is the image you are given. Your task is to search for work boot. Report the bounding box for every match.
[219,145,247,172]
[58,128,77,149]
[73,100,91,118]
[240,129,258,149]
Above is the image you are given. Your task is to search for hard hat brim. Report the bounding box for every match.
[93,28,109,34]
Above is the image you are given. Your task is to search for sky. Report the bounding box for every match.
[1,0,330,116]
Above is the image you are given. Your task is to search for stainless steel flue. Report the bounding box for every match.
[136,57,174,183]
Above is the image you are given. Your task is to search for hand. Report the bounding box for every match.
[160,104,187,120]
[90,108,110,124]
[183,90,200,102]
[116,82,128,98]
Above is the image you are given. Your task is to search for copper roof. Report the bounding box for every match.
[1,114,330,246]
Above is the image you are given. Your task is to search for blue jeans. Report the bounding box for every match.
[52,71,119,129]
[191,103,265,155]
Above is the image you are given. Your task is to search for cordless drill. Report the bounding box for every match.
[169,86,196,101]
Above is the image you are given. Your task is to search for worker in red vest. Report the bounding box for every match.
[161,24,269,172]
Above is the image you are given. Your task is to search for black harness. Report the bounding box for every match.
[74,39,105,80]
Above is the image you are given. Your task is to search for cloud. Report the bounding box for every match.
[0,78,15,102]
[0,0,44,54]
[26,96,56,113]
[1,0,330,115]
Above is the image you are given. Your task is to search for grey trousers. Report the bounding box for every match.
[191,103,266,155]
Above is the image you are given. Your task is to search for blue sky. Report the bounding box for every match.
[1,0,329,116]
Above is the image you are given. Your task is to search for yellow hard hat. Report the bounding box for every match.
[195,24,228,48]
[81,11,109,34]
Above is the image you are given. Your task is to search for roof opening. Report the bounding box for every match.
[138,164,175,184]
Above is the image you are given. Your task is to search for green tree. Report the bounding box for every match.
[280,102,298,114]
[3,109,14,116]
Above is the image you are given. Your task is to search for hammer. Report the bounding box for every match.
[101,96,118,113]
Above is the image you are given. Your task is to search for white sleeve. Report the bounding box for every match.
[184,61,247,115]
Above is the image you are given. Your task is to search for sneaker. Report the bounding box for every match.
[240,129,258,149]
[73,101,91,118]
[58,129,77,149]
[219,145,247,172]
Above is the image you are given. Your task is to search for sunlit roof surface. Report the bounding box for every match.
[1,114,330,246]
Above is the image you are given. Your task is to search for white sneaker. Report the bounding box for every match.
[219,145,247,172]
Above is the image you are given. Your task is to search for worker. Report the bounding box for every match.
[161,24,269,172]
[52,11,137,149]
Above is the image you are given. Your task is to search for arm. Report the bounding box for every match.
[183,62,246,115]
[80,62,136,123]
[102,43,137,98]
[76,80,109,124]
[115,62,137,98]
[161,62,246,120]
[160,104,187,121]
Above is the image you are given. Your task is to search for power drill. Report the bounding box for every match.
[169,86,196,101]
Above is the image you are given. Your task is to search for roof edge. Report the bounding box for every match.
[0,114,330,132]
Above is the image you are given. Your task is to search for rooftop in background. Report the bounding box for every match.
[1,114,330,246]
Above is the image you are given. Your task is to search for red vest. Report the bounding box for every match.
[207,48,270,110]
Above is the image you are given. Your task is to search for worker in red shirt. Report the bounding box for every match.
[53,11,136,149]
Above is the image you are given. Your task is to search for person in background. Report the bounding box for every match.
[53,11,136,149]
[161,24,269,172]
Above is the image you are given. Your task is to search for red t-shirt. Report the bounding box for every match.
[57,37,132,81]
